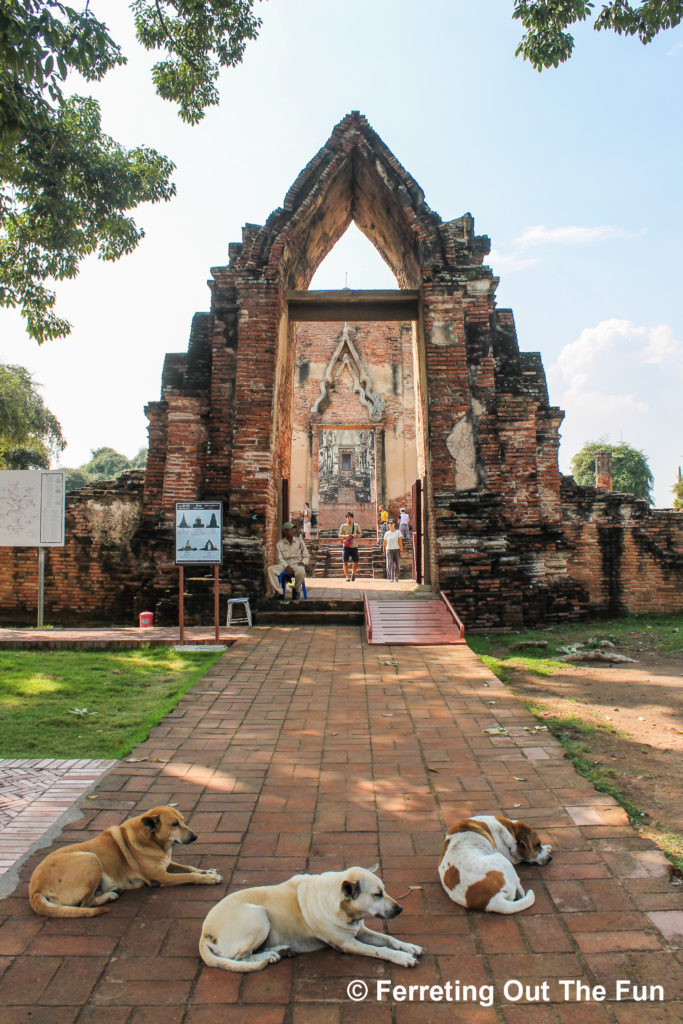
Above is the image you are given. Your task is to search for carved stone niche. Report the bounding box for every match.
[311,325,385,422]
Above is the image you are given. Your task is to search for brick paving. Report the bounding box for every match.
[0,760,114,894]
[0,625,680,1023]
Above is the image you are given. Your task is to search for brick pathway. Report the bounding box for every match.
[0,760,114,898]
[0,625,680,1023]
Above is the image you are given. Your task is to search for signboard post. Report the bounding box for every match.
[0,471,65,626]
[175,502,223,645]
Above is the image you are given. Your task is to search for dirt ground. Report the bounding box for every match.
[502,644,682,837]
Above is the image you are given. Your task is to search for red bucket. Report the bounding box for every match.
[139,611,154,628]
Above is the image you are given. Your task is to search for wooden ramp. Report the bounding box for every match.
[364,591,466,646]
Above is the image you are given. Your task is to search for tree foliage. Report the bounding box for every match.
[63,445,147,491]
[673,473,683,511]
[570,439,655,504]
[514,1,683,69]
[0,362,65,467]
[1,1,262,342]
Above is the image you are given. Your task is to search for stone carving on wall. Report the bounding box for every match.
[446,413,479,491]
[311,325,385,422]
[429,321,458,348]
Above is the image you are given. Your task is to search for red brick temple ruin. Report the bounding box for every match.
[1,113,681,626]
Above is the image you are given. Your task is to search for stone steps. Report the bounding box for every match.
[255,598,365,626]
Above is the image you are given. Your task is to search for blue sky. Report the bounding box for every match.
[2,0,681,505]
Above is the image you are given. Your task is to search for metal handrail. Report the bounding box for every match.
[363,592,373,639]
[439,590,465,639]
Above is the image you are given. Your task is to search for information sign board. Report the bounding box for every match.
[0,470,65,547]
[175,502,222,564]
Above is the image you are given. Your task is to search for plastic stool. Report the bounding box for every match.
[226,597,252,626]
[277,571,307,599]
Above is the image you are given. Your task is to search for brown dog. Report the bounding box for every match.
[29,805,221,918]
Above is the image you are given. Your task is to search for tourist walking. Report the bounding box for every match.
[338,511,362,582]
[302,502,312,540]
[399,507,411,542]
[383,519,403,581]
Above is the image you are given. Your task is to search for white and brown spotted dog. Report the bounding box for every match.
[438,815,552,914]
[29,805,221,918]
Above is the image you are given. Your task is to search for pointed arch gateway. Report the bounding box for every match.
[215,111,454,584]
[145,112,576,627]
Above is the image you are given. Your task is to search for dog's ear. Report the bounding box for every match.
[142,815,160,833]
[366,863,379,875]
[341,879,361,900]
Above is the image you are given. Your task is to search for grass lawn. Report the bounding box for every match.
[0,646,224,759]
[467,610,683,673]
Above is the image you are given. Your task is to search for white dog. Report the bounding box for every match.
[199,866,423,972]
[439,815,552,914]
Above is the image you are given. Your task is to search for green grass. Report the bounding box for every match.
[468,611,683,664]
[0,646,224,759]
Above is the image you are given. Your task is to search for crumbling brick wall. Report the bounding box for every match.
[561,478,683,618]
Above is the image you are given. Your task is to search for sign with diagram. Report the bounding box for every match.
[0,470,65,547]
[175,502,222,564]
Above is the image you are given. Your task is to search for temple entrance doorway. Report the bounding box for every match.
[288,314,424,576]
[282,217,431,583]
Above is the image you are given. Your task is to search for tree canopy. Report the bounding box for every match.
[63,445,147,491]
[4,2,681,342]
[570,440,655,504]
[514,1,683,70]
[0,1,263,342]
[0,362,65,468]
[673,472,683,511]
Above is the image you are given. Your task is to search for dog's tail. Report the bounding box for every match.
[29,892,109,918]
[485,887,536,915]
[199,934,273,973]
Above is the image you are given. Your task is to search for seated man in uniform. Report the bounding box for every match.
[267,521,309,600]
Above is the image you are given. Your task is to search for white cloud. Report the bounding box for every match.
[515,224,631,248]
[550,319,683,507]
[490,224,637,278]
[487,248,540,275]
[643,323,682,365]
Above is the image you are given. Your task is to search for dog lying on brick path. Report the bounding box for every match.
[438,815,552,914]
[29,805,221,917]
[199,866,423,971]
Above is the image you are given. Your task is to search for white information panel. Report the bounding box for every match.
[175,502,222,564]
[0,470,65,547]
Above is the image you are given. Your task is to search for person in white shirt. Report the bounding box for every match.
[267,522,309,599]
[398,508,411,542]
[382,519,403,581]
[302,502,312,540]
